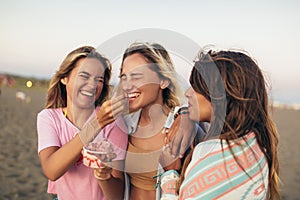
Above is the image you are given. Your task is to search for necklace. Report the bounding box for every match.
[63,108,67,117]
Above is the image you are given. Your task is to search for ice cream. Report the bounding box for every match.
[82,139,115,168]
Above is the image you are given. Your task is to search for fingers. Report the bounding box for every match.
[163,119,179,147]
[111,93,126,104]
[94,164,112,181]
[159,148,176,168]
[166,118,182,158]
[166,122,178,143]
[97,95,128,127]
[178,133,191,158]
[168,115,196,158]
[159,148,181,171]
[170,134,182,158]
[161,127,169,135]
[111,102,127,118]
[108,95,129,115]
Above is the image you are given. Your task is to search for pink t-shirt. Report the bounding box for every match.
[37,108,128,200]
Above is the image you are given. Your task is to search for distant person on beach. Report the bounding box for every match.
[16,91,26,102]
[37,46,128,200]
[160,50,280,199]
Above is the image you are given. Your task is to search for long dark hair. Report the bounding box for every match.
[180,50,280,199]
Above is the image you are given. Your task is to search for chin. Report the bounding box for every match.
[187,113,197,121]
[129,107,140,113]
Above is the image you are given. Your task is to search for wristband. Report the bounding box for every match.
[160,170,179,199]
[174,107,189,120]
[78,117,102,145]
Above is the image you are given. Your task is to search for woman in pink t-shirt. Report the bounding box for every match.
[37,46,128,200]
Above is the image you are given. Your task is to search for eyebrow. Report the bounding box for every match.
[119,72,143,79]
[79,71,104,79]
[131,72,144,76]
[121,72,143,76]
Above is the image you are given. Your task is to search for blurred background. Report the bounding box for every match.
[0,0,299,199]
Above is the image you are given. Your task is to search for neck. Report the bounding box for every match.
[65,105,94,129]
[140,104,168,125]
[132,104,169,139]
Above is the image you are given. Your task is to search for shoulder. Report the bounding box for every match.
[192,132,258,158]
[38,108,62,118]
[37,108,64,127]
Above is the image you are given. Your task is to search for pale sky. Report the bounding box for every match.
[0,0,299,104]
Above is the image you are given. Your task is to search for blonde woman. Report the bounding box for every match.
[119,42,198,200]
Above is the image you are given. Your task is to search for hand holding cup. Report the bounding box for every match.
[83,139,116,168]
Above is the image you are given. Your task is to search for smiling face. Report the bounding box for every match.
[61,57,105,109]
[185,86,212,122]
[120,53,164,113]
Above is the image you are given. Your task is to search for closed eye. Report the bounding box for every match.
[79,73,89,79]
[131,74,143,80]
[95,77,104,83]
[119,73,144,81]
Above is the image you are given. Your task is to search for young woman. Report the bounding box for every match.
[161,50,280,199]
[37,46,128,200]
[119,42,196,200]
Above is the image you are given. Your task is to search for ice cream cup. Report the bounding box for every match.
[82,139,116,168]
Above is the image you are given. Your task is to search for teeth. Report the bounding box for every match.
[81,90,93,97]
[128,93,140,98]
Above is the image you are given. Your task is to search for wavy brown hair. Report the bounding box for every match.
[45,46,112,109]
[180,50,280,199]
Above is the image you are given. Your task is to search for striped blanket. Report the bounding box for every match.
[179,132,269,200]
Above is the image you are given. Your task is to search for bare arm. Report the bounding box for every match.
[39,135,83,181]
[94,160,125,200]
[38,96,127,181]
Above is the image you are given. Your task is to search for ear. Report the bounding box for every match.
[60,77,68,85]
[160,79,170,89]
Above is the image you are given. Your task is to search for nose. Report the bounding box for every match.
[185,87,193,98]
[121,79,133,92]
[87,77,98,90]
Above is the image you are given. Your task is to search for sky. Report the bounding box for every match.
[0,0,299,104]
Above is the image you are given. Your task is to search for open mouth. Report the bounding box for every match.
[127,92,140,99]
[80,90,94,97]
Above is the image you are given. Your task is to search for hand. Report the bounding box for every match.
[94,163,112,181]
[78,94,128,145]
[96,94,128,129]
[165,113,196,158]
[159,147,181,171]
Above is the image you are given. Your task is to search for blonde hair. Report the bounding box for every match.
[120,42,181,109]
[45,46,112,108]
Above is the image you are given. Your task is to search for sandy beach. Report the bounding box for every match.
[0,86,299,199]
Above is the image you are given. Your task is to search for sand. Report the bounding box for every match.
[0,87,54,200]
[0,86,299,199]
[273,108,300,200]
